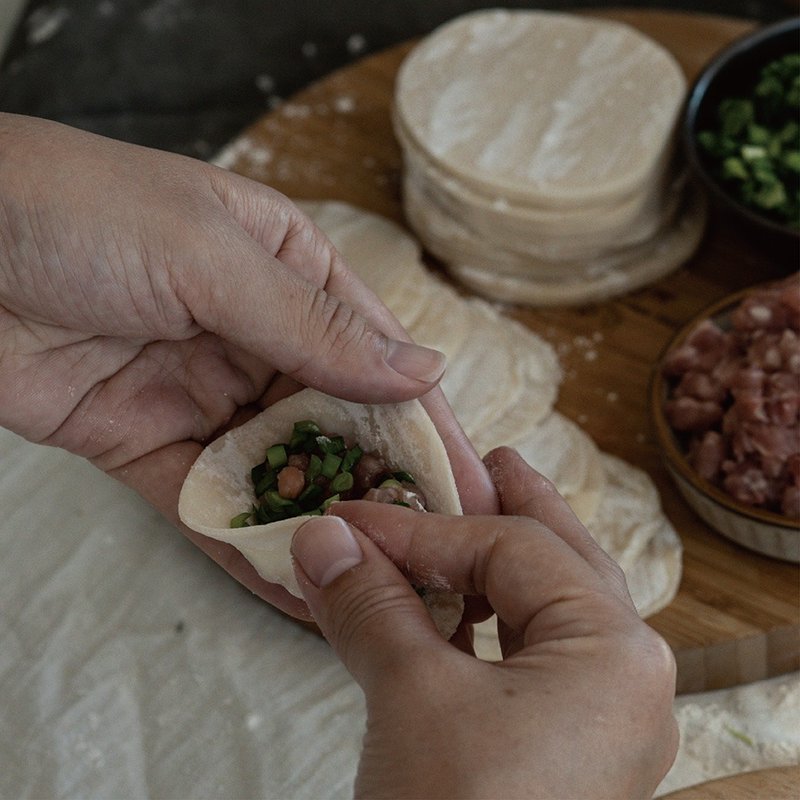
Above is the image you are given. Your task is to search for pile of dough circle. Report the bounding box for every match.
[393,9,707,306]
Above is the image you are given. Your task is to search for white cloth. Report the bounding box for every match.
[2,428,798,798]
[1,429,363,799]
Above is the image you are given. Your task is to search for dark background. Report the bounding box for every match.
[1,0,797,159]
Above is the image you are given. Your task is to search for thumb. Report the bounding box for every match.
[291,514,444,690]
[188,246,446,403]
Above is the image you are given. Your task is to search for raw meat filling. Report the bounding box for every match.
[230,419,427,527]
[663,276,800,518]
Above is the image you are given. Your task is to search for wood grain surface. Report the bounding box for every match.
[661,765,800,799]
[217,9,799,693]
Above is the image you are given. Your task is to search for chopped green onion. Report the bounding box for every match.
[316,435,345,454]
[379,478,402,489]
[330,471,354,493]
[321,452,343,479]
[294,420,322,436]
[266,444,287,470]
[255,504,276,524]
[741,144,767,161]
[340,445,362,473]
[265,490,294,511]
[392,500,411,508]
[251,462,267,487]
[298,483,324,507]
[391,470,416,484]
[289,429,308,451]
[230,511,252,527]
[722,157,749,181]
[698,53,800,228]
[254,468,277,496]
[289,420,322,451]
[306,454,322,482]
[320,493,341,511]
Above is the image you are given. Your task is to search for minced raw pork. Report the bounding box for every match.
[663,276,800,518]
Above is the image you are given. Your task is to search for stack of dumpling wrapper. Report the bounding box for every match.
[298,200,682,634]
[392,9,707,306]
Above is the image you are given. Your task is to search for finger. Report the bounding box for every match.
[484,447,633,600]
[423,388,499,515]
[330,502,630,638]
[189,180,444,401]
[290,515,448,691]
[183,248,446,403]
[485,446,611,564]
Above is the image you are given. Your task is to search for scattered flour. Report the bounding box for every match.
[280,103,312,120]
[346,33,366,54]
[333,95,356,113]
[245,713,263,732]
[26,5,71,45]
[140,0,192,31]
[210,137,272,171]
[255,73,275,94]
[554,332,606,367]
[654,672,800,796]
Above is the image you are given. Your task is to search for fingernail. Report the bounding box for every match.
[385,339,446,384]
[291,516,363,588]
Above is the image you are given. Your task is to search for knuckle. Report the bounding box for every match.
[615,623,677,701]
[298,287,377,366]
[599,555,630,596]
[326,579,417,669]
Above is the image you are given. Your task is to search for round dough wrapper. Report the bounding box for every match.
[394,9,686,210]
[395,112,677,244]
[178,388,464,638]
[429,183,707,307]
[404,280,472,363]
[401,158,689,274]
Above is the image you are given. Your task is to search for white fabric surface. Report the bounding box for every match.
[1,429,363,800]
[2,427,798,798]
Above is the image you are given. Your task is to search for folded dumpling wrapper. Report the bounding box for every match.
[178,388,465,638]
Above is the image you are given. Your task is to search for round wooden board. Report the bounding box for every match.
[216,9,799,693]
[661,765,800,799]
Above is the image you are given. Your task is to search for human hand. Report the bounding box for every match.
[0,113,496,616]
[291,447,678,799]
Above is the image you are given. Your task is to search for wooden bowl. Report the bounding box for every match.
[650,284,800,562]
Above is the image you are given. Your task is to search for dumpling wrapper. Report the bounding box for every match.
[178,388,465,638]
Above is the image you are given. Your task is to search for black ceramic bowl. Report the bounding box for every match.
[683,17,800,253]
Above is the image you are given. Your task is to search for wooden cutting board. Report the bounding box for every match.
[661,765,800,799]
[217,9,799,693]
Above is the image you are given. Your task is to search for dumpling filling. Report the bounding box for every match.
[230,419,427,527]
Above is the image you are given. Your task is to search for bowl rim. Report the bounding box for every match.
[650,280,800,532]
[682,16,800,240]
